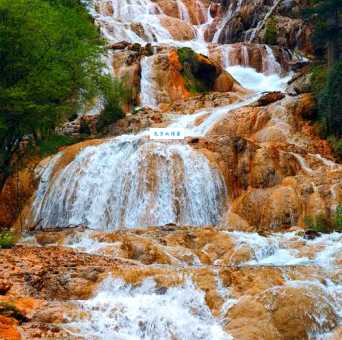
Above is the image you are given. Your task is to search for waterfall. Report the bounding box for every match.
[248,0,284,43]
[140,56,158,108]
[31,135,227,230]
[262,45,282,74]
[212,0,244,44]
[176,0,191,23]
[219,43,283,75]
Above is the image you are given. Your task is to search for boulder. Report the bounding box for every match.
[213,71,235,92]
[159,16,195,40]
[257,92,285,106]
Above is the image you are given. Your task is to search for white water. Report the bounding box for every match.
[176,0,191,23]
[227,231,342,268]
[67,276,230,340]
[212,0,244,44]
[32,135,227,229]
[140,56,158,108]
[169,94,261,136]
[86,0,291,100]
[226,65,291,92]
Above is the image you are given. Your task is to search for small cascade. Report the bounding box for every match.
[226,65,291,92]
[212,0,244,44]
[140,56,158,107]
[228,231,342,268]
[168,94,261,136]
[176,0,191,23]
[262,45,282,74]
[66,276,230,339]
[87,0,171,43]
[218,43,283,75]
[247,0,283,43]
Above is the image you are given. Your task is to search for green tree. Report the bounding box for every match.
[306,0,341,66]
[319,62,342,138]
[0,0,107,189]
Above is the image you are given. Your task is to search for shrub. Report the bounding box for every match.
[311,65,328,98]
[335,204,342,229]
[304,204,342,233]
[310,63,342,160]
[0,230,16,248]
[327,136,342,161]
[96,77,129,131]
[264,16,277,45]
[304,214,332,233]
[37,134,79,156]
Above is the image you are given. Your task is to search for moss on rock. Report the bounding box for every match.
[177,47,219,94]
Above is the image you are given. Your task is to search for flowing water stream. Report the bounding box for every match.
[25,1,342,339]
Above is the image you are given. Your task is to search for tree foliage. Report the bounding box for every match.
[318,62,342,138]
[305,0,341,62]
[264,16,277,45]
[0,0,121,189]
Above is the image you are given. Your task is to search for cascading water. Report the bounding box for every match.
[176,0,191,23]
[66,276,230,340]
[140,56,158,108]
[31,135,227,229]
[23,1,342,339]
[212,0,244,44]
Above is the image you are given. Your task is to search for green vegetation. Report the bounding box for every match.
[0,0,125,190]
[304,204,342,233]
[0,230,16,248]
[305,0,341,66]
[304,1,342,160]
[264,16,277,45]
[96,78,129,131]
[318,62,342,139]
[36,135,79,157]
[177,47,217,94]
[310,65,328,97]
[310,63,342,159]
[327,136,342,160]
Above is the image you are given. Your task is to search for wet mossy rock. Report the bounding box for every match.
[177,47,222,93]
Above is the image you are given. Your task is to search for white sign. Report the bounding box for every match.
[149,128,186,140]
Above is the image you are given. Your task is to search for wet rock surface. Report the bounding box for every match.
[0,226,340,339]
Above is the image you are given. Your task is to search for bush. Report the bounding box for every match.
[96,77,129,131]
[304,204,342,233]
[327,136,342,161]
[264,16,277,45]
[335,204,342,229]
[37,134,79,156]
[311,65,328,98]
[0,230,16,248]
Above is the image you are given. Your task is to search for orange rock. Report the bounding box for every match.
[159,16,195,40]
[213,71,234,92]
[0,316,20,340]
